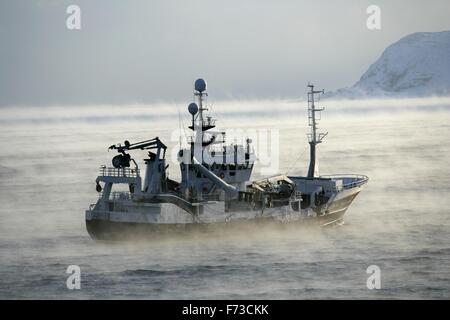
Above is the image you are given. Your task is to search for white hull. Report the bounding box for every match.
[85,184,363,240]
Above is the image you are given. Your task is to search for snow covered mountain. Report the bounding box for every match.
[331,31,450,98]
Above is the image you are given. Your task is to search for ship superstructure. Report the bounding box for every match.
[85,80,368,239]
[177,79,256,202]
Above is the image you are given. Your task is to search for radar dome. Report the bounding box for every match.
[194,78,207,92]
[188,102,198,115]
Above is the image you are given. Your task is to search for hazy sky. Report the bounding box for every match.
[1,0,449,106]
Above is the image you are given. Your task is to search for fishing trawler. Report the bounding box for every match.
[85,79,368,240]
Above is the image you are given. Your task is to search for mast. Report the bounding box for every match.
[307,84,327,178]
[193,79,208,162]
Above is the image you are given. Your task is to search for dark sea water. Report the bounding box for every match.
[0,99,449,299]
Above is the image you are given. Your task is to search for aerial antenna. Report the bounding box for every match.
[306,83,328,178]
[193,79,207,162]
[177,107,182,150]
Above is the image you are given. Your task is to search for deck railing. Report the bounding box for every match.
[320,174,369,189]
[98,166,140,178]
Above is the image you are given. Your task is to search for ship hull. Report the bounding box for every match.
[85,190,360,240]
[317,190,361,226]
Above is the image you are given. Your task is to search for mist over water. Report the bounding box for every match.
[0,98,449,299]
